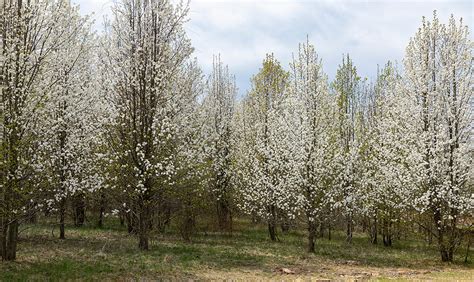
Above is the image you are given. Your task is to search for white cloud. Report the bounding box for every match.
[74,0,473,95]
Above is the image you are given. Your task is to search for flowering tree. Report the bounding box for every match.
[201,55,236,231]
[103,0,193,250]
[359,62,421,246]
[32,2,97,240]
[0,0,93,260]
[169,59,204,241]
[331,54,363,243]
[234,54,298,241]
[288,39,337,252]
[404,12,473,261]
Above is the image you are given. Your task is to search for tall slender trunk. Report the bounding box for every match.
[98,192,105,228]
[217,198,232,232]
[428,223,433,245]
[1,219,18,261]
[126,211,135,234]
[59,198,66,239]
[138,230,149,250]
[464,232,471,263]
[0,220,5,260]
[137,181,152,250]
[268,222,277,242]
[73,194,85,227]
[434,209,451,262]
[371,213,378,244]
[383,217,392,247]
[327,217,332,240]
[281,214,290,233]
[156,202,171,233]
[268,204,277,241]
[180,197,195,242]
[138,202,150,250]
[318,221,325,238]
[1,182,19,261]
[346,213,353,243]
[307,220,317,253]
[119,211,125,227]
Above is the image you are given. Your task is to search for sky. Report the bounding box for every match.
[74,0,473,96]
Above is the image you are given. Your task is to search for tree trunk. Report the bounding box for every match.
[328,220,332,240]
[268,204,277,241]
[180,212,195,242]
[396,220,401,240]
[98,209,104,228]
[98,193,105,228]
[138,231,149,250]
[126,212,135,234]
[434,213,456,262]
[180,196,196,242]
[308,221,317,253]
[217,199,232,232]
[119,212,125,227]
[346,213,353,244]
[428,221,433,245]
[383,218,392,247]
[1,220,18,261]
[464,232,471,263]
[73,194,85,227]
[434,209,451,262]
[268,222,277,241]
[371,213,378,244]
[138,204,150,250]
[137,187,152,251]
[318,222,325,238]
[126,213,132,233]
[28,213,37,224]
[281,216,290,233]
[156,203,171,233]
[59,198,66,240]
[0,219,5,260]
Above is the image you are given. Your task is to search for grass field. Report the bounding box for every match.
[0,218,472,281]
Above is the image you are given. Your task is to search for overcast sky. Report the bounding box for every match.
[74,0,473,96]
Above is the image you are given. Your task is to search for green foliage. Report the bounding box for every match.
[333,54,360,117]
[249,53,290,111]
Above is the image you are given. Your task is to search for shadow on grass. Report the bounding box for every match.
[2,218,471,280]
[1,259,113,281]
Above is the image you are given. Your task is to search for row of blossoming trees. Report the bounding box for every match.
[0,0,472,262]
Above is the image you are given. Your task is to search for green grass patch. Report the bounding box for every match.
[0,217,472,280]
[1,259,113,281]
